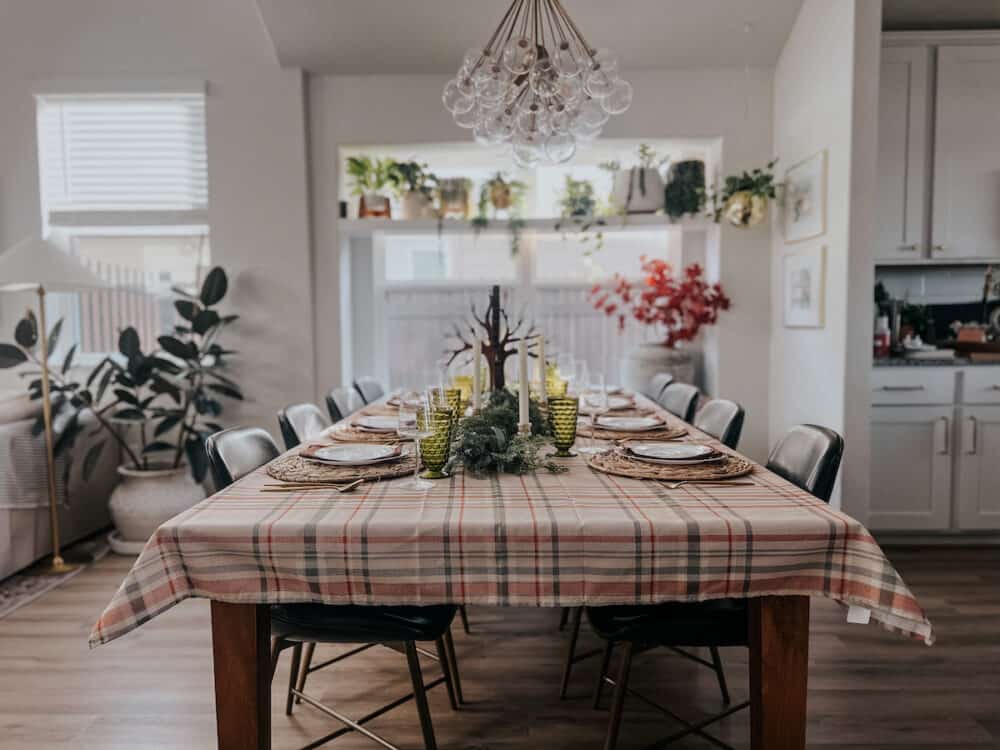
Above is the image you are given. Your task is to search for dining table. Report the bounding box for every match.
[90,393,933,750]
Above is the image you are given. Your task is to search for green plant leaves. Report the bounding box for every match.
[15,316,37,349]
[157,335,196,361]
[82,440,106,481]
[62,344,77,375]
[47,319,63,357]
[0,343,28,368]
[174,300,200,321]
[206,382,242,400]
[192,309,220,335]
[119,327,141,359]
[199,267,228,307]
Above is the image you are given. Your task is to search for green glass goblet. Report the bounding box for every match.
[433,387,463,428]
[417,406,453,479]
[547,395,579,458]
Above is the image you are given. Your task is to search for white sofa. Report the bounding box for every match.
[0,392,119,580]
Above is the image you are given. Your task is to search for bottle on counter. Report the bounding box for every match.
[874,315,891,359]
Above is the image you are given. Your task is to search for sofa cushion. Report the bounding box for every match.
[0,392,41,426]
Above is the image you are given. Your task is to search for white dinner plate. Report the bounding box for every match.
[627,442,715,461]
[596,416,664,432]
[308,444,398,466]
[355,415,400,432]
[587,384,623,394]
[582,394,633,411]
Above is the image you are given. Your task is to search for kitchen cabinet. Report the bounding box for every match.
[956,406,1000,530]
[932,45,1000,260]
[875,46,930,262]
[869,405,953,531]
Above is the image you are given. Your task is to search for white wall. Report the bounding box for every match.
[0,0,314,434]
[311,67,777,459]
[769,0,881,511]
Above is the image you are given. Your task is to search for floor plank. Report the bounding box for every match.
[0,547,997,749]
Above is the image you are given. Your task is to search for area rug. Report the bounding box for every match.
[0,536,109,620]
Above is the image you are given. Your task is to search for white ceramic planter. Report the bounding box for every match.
[609,167,665,214]
[621,344,695,394]
[401,190,435,220]
[108,465,205,554]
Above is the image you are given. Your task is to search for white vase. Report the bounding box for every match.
[621,344,696,394]
[108,465,205,554]
[609,167,665,214]
[401,190,434,220]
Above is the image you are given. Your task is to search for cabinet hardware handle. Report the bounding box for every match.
[897,243,918,251]
[931,244,945,252]
[877,385,926,391]
[964,416,977,455]
[936,416,950,455]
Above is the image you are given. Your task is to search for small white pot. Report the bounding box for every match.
[609,168,665,214]
[401,190,434,220]
[622,343,696,394]
[108,464,206,554]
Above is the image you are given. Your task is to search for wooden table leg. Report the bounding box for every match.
[749,595,810,750]
[211,602,271,750]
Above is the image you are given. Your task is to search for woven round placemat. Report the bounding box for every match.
[577,423,688,442]
[587,449,754,481]
[328,425,409,444]
[266,452,418,484]
[359,404,400,417]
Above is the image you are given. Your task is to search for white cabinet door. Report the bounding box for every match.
[869,406,953,531]
[876,46,930,261]
[956,405,1000,530]
[932,45,1000,260]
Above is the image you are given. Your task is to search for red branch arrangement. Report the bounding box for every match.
[589,258,731,348]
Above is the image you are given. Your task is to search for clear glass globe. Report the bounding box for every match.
[529,60,557,98]
[477,74,507,103]
[584,68,616,98]
[544,133,577,164]
[601,78,633,115]
[456,74,477,98]
[486,112,515,142]
[462,47,486,73]
[502,36,537,75]
[555,75,584,105]
[549,108,572,134]
[512,142,541,168]
[591,48,619,76]
[443,79,475,115]
[553,43,583,78]
[516,107,549,137]
[453,104,481,129]
[577,97,610,128]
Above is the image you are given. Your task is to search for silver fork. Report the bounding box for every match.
[660,480,755,490]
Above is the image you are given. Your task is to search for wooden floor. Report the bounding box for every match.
[0,547,997,749]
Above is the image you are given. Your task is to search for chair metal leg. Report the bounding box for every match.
[435,637,459,711]
[458,605,470,634]
[295,642,317,705]
[593,640,615,709]
[443,627,464,705]
[602,642,634,750]
[709,646,731,705]
[286,642,303,716]
[405,641,438,750]
[558,607,570,631]
[559,606,583,699]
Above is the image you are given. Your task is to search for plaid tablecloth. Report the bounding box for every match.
[91,400,934,647]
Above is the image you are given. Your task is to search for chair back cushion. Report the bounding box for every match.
[644,372,674,401]
[326,386,364,422]
[657,382,699,422]
[353,377,385,405]
[205,427,280,489]
[766,424,844,503]
[277,403,331,450]
[693,399,745,449]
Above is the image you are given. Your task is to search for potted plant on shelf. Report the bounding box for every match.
[663,159,707,220]
[0,267,244,554]
[346,155,396,218]
[439,177,473,219]
[590,258,730,391]
[604,143,669,214]
[558,175,598,218]
[389,161,439,220]
[714,159,778,228]
[478,172,526,218]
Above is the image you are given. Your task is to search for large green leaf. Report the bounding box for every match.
[157,335,196,361]
[199,267,228,307]
[154,415,182,437]
[62,344,77,375]
[192,309,220,336]
[206,382,243,401]
[0,344,28,369]
[119,327,141,358]
[174,300,200,321]
[15,317,37,349]
[112,407,146,422]
[46,319,63,357]
[82,440,107,481]
[113,388,140,407]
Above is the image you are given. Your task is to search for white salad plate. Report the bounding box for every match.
[307,444,399,466]
[596,416,664,432]
[355,415,400,432]
[627,442,715,461]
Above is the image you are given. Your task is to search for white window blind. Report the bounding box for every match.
[36,93,207,223]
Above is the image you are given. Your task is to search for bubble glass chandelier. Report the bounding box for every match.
[443,0,633,167]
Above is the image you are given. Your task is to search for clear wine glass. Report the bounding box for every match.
[557,353,576,394]
[578,372,608,455]
[397,392,435,491]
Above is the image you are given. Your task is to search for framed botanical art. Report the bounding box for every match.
[783,245,826,328]
[783,150,827,243]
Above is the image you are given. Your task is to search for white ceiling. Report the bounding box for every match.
[254,0,804,74]
[883,0,1000,30]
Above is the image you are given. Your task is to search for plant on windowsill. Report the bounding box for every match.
[389,161,439,220]
[472,173,527,256]
[589,257,731,392]
[347,155,396,218]
[712,159,778,228]
[602,143,669,215]
[554,175,606,255]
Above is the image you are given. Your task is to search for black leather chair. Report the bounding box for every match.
[584,424,845,750]
[326,386,364,422]
[644,372,674,402]
[693,399,745,449]
[205,427,462,750]
[658,382,699,422]
[277,402,331,450]
[353,376,385,405]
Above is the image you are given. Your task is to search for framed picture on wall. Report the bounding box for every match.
[783,150,827,243]
[783,245,826,328]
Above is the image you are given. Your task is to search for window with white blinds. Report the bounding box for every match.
[36,93,207,223]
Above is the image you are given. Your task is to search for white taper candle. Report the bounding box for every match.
[471,338,482,411]
[537,335,547,405]
[518,337,529,428]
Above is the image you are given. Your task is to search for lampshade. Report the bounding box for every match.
[0,235,108,293]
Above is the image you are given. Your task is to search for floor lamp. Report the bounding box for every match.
[0,236,107,575]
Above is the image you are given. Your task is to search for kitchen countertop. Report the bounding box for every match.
[873,357,1000,367]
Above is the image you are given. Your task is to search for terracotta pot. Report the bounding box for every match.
[359,192,391,218]
[621,344,696,394]
[609,167,665,214]
[108,464,205,554]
